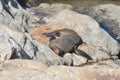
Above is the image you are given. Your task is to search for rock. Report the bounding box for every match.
[50,3,73,10]
[0,59,120,80]
[63,53,73,66]
[43,9,119,62]
[0,2,65,64]
[63,53,87,66]
[85,60,120,68]
[29,6,119,66]
[78,43,110,60]
[0,23,63,65]
[0,0,35,32]
[0,59,48,80]
[27,3,73,25]
[32,40,64,66]
[0,23,32,61]
[0,44,12,61]
[36,3,73,10]
[43,66,120,80]
[0,0,22,31]
[74,4,120,42]
[3,59,47,70]
[0,0,62,65]
[1,2,120,79]
[114,59,120,66]
[29,25,89,66]
[72,54,87,66]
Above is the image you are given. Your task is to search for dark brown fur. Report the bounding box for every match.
[43,29,83,46]
[44,29,92,60]
[49,35,92,60]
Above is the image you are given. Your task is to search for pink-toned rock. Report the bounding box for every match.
[0,59,120,80]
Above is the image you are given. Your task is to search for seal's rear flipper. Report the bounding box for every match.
[75,50,92,61]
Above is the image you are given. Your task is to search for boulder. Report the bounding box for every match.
[74,4,120,42]
[0,0,36,32]
[28,4,120,65]
[0,1,73,66]
[0,59,120,80]
[63,53,87,66]
[32,40,64,66]
[44,9,119,61]
[0,23,63,65]
[114,59,120,66]
[0,23,30,61]
[0,1,65,66]
[35,3,73,10]
[27,3,73,25]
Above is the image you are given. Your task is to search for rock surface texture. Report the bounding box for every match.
[74,4,120,42]
[0,0,120,80]
[47,9,119,56]
[0,1,63,66]
[0,59,120,80]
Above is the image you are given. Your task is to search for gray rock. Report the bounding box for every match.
[63,53,87,66]
[0,23,31,61]
[71,53,87,66]
[0,2,64,65]
[0,23,63,65]
[39,3,73,10]
[32,40,63,66]
[45,10,119,62]
[27,3,73,25]
[0,0,36,32]
[63,53,73,66]
[78,43,110,60]
[0,26,13,61]
[114,59,120,66]
[74,4,120,42]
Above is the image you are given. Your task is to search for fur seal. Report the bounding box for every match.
[43,29,83,47]
[49,35,92,60]
[43,29,92,60]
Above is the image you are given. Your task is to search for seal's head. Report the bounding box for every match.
[52,31,60,37]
